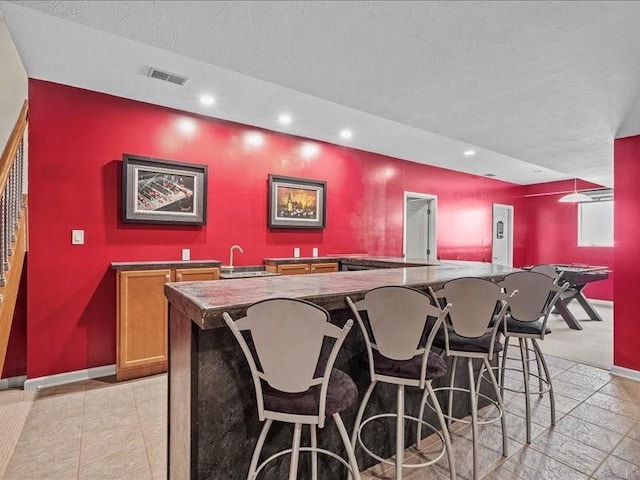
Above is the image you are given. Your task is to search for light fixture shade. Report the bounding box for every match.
[558,178,590,202]
[558,192,591,203]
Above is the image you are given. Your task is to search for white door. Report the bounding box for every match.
[404,192,437,261]
[492,204,513,267]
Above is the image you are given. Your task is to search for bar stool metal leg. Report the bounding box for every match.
[533,340,545,399]
[426,382,457,479]
[483,357,508,457]
[518,338,532,444]
[500,338,510,400]
[532,339,556,426]
[447,356,458,429]
[467,358,479,480]
[247,419,273,480]
[289,423,303,480]
[396,385,405,479]
[350,381,377,449]
[333,413,362,480]
[310,425,318,480]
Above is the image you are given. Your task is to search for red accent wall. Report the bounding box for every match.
[1,260,27,378]
[518,180,613,301]
[614,135,640,371]
[25,80,528,378]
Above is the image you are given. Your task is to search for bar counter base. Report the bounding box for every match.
[168,306,497,480]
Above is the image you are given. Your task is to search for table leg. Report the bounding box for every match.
[575,291,604,322]
[553,296,583,330]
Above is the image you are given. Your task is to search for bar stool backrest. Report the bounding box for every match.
[500,271,567,323]
[223,298,353,419]
[436,278,509,338]
[354,286,447,361]
[531,264,564,284]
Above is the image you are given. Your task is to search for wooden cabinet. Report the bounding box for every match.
[116,265,220,381]
[310,262,339,274]
[266,262,339,276]
[175,267,220,282]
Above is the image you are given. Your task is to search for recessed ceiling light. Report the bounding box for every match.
[199,94,215,106]
[340,129,353,139]
[301,142,319,158]
[464,149,476,157]
[278,114,292,125]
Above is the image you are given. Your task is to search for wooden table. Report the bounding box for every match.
[552,265,610,330]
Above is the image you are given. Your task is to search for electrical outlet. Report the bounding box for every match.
[293,247,300,258]
[312,247,319,257]
[71,230,84,245]
[182,249,190,261]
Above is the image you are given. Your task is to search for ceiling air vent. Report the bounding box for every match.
[147,67,189,86]
[483,173,497,177]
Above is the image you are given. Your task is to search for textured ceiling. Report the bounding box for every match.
[4,1,640,186]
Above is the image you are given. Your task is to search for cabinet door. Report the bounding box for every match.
[117,269,171,381]
[175,267,220,282]
[277,263,310,275]
[310,262,339,274]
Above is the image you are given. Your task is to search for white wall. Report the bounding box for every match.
[0,14,27,152]
[0,13,27,191]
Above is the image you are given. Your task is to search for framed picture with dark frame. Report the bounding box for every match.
[268,174,326,229]
[122,154,207,225]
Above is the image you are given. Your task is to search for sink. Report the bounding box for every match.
[219,266,281,279]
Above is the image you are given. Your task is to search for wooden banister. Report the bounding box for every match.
[0,101,28,194]
[0,100,28,377]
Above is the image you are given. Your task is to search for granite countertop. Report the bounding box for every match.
[262,255,439,267]
[111,260,222,270]
[165,261,521,330]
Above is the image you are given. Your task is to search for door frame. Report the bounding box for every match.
[492,203,514,267]
[403,191,438,261]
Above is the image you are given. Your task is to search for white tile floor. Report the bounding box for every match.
[2,355,640,479]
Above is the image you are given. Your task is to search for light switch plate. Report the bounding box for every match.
[71,230,84,245]
[293,247,300,258]
[312,247,319,257]
[182,249,191,261]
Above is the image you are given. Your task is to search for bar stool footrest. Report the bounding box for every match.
[357,413,446,468]
[427,386,503,426]
[488,365,552,396]
[253,446,358,479]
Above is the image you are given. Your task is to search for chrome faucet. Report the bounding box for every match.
[229,244,244,269]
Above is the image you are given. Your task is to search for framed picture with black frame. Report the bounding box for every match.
[268,174,326,229]
[122,154,207,225]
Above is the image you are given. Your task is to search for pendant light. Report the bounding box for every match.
[558,178,590,203]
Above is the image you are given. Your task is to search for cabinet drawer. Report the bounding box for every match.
[175,267,220,282]
[277,264,310,275]
[310,262,339,274]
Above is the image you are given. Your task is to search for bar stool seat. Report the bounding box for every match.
[423,278,516,480]
[434,329,504,354]
[495,271,569,444]
[223,298,362,480]
[347,286,457,480]
[262,368,358,416]
[372,350,447,379]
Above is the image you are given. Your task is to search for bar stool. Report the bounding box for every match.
[424,277,515,480]
[346,286,456,480]
[497,271,569,443]
[223,298,361,480]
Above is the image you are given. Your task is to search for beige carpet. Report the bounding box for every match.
[0,389,34,479]
[539,301,613,370]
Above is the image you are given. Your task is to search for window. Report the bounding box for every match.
[578,199,613,247]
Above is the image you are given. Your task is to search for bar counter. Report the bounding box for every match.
[165,260,520,479]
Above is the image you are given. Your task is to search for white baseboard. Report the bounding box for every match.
[0,375,26,390]
[23,364,116,391]
[610,365,640,382]
[585,298,613,307]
